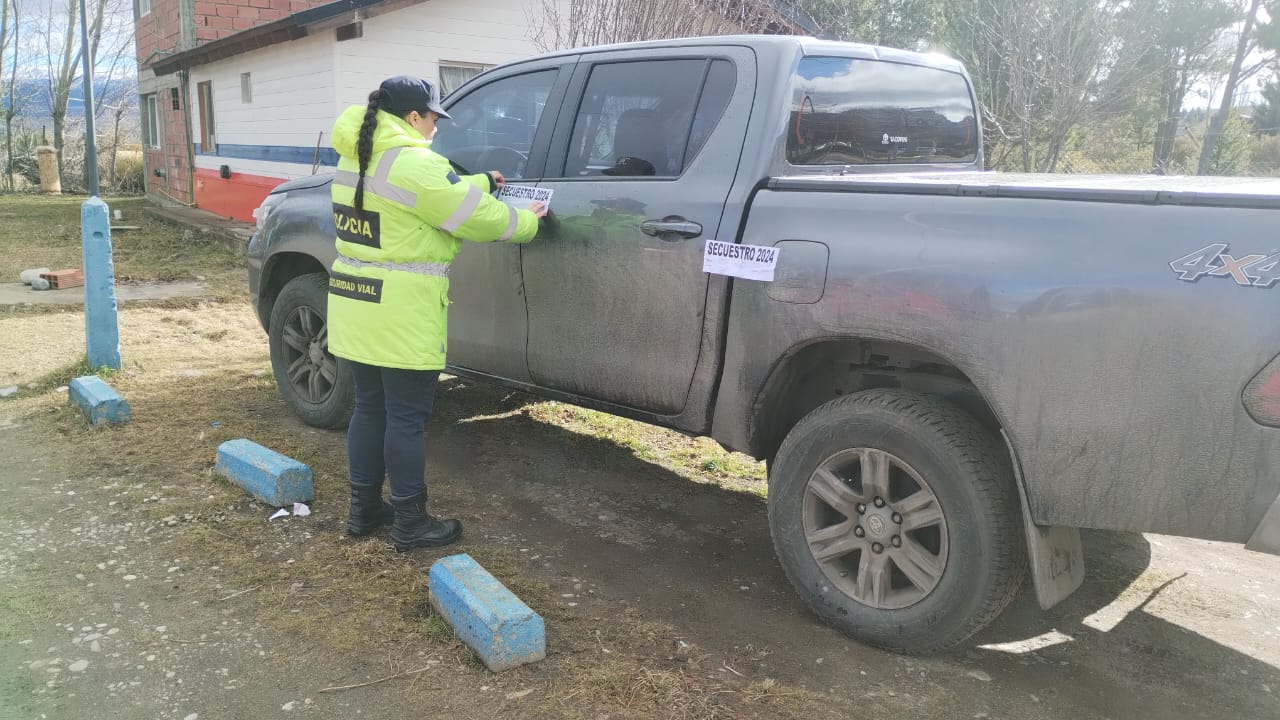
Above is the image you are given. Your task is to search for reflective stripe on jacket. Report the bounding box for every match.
[326,106,540,370]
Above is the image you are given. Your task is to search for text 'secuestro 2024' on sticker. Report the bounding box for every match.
[703,240,780,282]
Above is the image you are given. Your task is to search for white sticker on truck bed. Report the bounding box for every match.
[703,240,780,282]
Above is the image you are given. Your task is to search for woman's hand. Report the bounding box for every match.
[487,170,506,187]
[528,201,549,219]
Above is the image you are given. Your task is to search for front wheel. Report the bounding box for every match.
[768,389,1027,654]
[268,273,354,429]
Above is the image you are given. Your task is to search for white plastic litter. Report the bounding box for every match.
[269,508,290,521]
[291,503,311,517]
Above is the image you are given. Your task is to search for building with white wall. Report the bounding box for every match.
[138,0,817,222]
[144,0,550,221]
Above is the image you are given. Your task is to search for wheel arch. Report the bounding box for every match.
[257,252,328,330]
[750,337,1008,463]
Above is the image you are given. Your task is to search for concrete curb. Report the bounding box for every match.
[143,205,255,253]
[428,554,546,672]
[69,376,131,426]
[214,439,314,506]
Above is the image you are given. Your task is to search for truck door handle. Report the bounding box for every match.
[640,218,703,241]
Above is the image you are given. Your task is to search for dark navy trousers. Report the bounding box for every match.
[346,360,441,502]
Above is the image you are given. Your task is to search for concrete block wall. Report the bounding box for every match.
[194,0,331,43]
[139,70,195,205]
[134,0,185,67]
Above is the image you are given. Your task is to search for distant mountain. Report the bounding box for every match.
[2,76,138,120]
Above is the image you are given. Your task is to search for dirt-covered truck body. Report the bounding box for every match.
[248,35,1280,652]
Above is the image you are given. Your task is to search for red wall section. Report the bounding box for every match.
[194,168,282,223]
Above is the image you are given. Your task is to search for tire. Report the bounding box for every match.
[268,273,354,429]
[768,389,1027,654]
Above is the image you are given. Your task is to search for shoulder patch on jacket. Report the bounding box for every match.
[446,171,461,185]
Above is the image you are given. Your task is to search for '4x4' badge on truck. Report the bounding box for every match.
[1171,244,1280,287]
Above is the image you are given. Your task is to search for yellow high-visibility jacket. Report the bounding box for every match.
[327,106,539,370]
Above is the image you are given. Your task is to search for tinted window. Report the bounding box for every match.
[432,69,557,180]
[788,57,977,166]
[562,58,735,178]
[685,60,735,168]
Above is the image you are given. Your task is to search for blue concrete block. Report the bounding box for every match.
[69,375,130,426]
[428,554,546,672]
[214,439,314,506]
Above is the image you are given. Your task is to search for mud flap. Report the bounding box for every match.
[1020,513,1085,609]
[1001,431,1085,610]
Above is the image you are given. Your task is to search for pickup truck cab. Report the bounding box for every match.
[249,35,1280,653]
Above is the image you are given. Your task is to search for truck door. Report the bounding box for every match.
[521,47,754,415]
[431,60,572,382]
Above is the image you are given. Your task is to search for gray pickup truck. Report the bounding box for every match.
[248,35,1280,653]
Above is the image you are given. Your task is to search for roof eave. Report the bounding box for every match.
[149,0,424,76]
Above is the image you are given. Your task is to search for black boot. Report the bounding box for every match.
[346,485,396,537]
[388,495,463,551]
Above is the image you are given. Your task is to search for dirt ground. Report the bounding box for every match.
[2,198,1279,720]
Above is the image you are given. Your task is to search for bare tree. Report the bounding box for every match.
[34,0,129,187]
[44,0,80,184]
[0,0,20,191]
[97,76,138,192]
[798,0,943,49]
[89,17,135,192]
[949,0,1155,172]
[529,0,789,51]
[1197,0,1277,174]
[1135,0,1236,173]
[0,0,11,189]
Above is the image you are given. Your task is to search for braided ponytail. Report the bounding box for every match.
[354,89,385,213]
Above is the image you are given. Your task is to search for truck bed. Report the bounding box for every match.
[771,172,1280,210]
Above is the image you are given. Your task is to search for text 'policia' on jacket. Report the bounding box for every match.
[326,106,540,371]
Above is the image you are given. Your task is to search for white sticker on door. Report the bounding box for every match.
[497,184,554,211]
[703,240,780,282]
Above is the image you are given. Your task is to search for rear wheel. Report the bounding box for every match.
[768,389,1026,653]
[268,273,354,429]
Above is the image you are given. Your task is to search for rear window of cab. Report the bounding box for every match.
[788,56,978,166]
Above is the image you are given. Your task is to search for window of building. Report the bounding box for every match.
[197,81,216,151]
[787,57,978,166]
[137,0,151,18]
[439,63,491,96]
[240,73,252,104]
[430,69,558,181]
[561,58,736,178]
[141,94,160,149]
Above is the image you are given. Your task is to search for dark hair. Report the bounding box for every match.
[355,88,386,213]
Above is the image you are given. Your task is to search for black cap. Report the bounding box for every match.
[378,75,451,120]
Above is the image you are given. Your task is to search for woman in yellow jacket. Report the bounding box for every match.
[329,76,546,550]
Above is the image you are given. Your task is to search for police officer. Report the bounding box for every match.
[328,76,546,551]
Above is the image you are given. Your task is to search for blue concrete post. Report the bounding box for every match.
[81,197,121,370]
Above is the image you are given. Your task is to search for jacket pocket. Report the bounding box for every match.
[438,289,450,357]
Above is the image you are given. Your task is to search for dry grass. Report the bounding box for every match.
[0,200,820,718]
[0,304,820,716]
[0,577,60,641]
[0,195,246,314]
[524,403,767,497]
